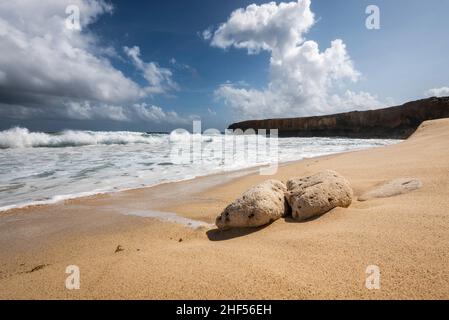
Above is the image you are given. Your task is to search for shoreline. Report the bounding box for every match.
[0,119,448,299]
[0,162,263,216]
[0,139,398,215]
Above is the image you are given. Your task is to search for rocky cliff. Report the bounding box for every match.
[227,97,449,139]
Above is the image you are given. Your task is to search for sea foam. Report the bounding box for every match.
[0,127,400,211]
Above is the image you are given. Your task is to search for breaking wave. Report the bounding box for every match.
[0,127,166,149]
[0,127,221,149]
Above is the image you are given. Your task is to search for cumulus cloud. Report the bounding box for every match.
[207,0,384,119]
[328,91,388,113]
[0,1,140,104]
[0,99,191,125]
[210,0,314,55]
[0,0,185,125]
[124,46,178,95]
[132,103,193,124]
[425,87,449,97]
[64,102,129,121]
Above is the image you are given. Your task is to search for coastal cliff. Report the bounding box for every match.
[228,97,449,139]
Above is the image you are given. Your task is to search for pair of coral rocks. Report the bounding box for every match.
[216,170,353,230]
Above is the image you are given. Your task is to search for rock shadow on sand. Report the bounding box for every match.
[206,214,324,241]
[206,223,273,241]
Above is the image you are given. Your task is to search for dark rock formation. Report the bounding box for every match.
[228,97,449,139]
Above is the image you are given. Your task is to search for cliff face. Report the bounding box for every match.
[228,97,449,139]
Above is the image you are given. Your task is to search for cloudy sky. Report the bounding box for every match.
[0,0,448,132]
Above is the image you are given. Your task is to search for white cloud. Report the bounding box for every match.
[64,101,130,121]
[50,101,190,124]
[210,0,314,55]
[124,46,178,95]
[202,27,213,41]
[132,103,191,124]
[426,87,449,97]
[207,0,385,119]
[0,0,141,104]
[0,0,185,125]
[328,91,387,113]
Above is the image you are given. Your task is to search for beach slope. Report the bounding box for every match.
[0,119,449,299]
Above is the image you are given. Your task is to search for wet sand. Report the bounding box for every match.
[1,119,449,299]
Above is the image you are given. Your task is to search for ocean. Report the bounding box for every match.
[0,127,400,211]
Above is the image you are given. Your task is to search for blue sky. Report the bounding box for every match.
[0,0,448,132]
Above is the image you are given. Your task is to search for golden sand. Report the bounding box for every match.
[0,119,448,299]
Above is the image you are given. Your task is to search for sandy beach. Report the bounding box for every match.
[0,118,449,299]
